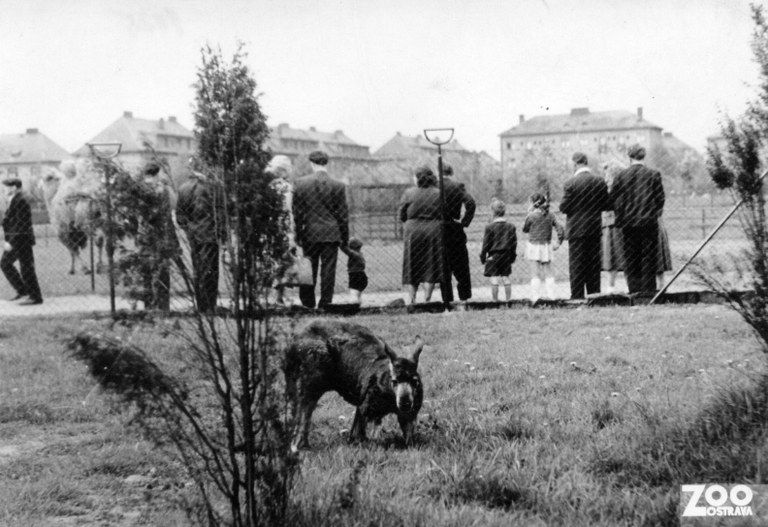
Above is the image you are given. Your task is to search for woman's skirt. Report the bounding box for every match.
[402,219,443,285]
[601,225,624,271]
[657,220,672,272]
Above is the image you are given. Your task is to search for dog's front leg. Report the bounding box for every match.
[348,408,368,443]
[398,415,417,446]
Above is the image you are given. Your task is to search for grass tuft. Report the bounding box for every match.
[0,402,55,424]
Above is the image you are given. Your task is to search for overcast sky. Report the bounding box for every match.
[0,0,759,158]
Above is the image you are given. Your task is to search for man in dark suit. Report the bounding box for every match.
[1,178,42,305]
[176,167,225,313]
[292,150,349,308]
[440,163,476,304]
[559,152,610,299]
[612,144,665,294]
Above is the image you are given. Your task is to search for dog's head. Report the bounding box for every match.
[383,336,424,415]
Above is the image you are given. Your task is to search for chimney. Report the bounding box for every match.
[123,111,133,118]
[334,129,343,139]
[570,107,589,116]
[158,118,165,130]
[663,131,673,138]
[637,107,643,120]
[25,128,38,134]
[278,122,289,129]
[168,116,177,123]
[519,114,525,124]
[309,126,316,132]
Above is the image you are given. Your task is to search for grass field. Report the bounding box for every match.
[1,304,767,526]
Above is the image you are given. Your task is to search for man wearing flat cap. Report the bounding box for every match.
[1,178,43,305]
[611,144,665,294]
[292,150,349,308]
[560,152,610,299]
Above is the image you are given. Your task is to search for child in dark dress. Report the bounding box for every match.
[343,237,367,304]
[479,199,517,301]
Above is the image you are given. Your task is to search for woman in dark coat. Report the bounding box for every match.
[399,166,443,304]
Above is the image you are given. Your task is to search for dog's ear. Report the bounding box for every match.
[411,336,424,367]
[382,341,398,362]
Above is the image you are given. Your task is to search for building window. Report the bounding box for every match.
[506,142,511,150]
[598,137,608,154]
[31,165,41,177]
[8,167,17,177]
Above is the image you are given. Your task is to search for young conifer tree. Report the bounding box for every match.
[71,43,299,527]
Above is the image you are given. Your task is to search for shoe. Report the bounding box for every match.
[19,298,43,305]
[10,293,26,301]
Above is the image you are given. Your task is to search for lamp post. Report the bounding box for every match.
[87,142,122,315]
[423,128,454,309]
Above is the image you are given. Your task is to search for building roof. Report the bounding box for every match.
[0,129,70,165]
[662,132,700,155]
[267,123,371,159]
[499,108,662,137]
[74,111,193,157]
[373,132,469,158]
[269,123,361,146]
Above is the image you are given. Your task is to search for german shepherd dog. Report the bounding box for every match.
[284,320,424,450]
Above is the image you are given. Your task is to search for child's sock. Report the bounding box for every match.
[503,284,511,301]
[545,277,555,299]
[491,284,499,301]
[530,277,541,302]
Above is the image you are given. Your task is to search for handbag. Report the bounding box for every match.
[282,251,313,287]
[296,254,313,286]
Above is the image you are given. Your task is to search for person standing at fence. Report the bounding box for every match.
[400,166,444,305]
[341,237,367,304]
[292,150,349,309]
[266,155,298,306]
[440,163,476,305]
[176,164,225,313]
[137,161,180,311]
[1,178,42,305]
[479,198,517,302]
[560,152,610,300]
[523,192,564,302]
[601,161,624,294]
[612,144,665,295]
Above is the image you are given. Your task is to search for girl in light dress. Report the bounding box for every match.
[522,193,564,302]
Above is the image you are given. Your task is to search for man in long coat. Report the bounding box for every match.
[612,144,665,294]
[440,163,476,304]
[1,178,42,304]
[559,152,610,299]
[292,150,349,308]
[177,168,225,313]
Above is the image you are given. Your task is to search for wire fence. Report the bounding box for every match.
[0,172,750,312]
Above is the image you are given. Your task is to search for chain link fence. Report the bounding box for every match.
[0,163,750,312]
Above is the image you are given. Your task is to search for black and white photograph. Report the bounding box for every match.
[1,1,767,525]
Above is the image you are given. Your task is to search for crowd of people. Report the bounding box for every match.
[0,142,669,311]
[398,142,668,306]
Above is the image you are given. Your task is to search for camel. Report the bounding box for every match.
[38,159,105,275]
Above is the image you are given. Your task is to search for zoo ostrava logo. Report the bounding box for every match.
[681,484,755,518]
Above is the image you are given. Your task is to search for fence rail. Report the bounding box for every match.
[2,186,753,310]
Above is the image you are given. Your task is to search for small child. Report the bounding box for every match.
[479,199,517,301]
[343,238,368,304]
[522,193,565,302]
